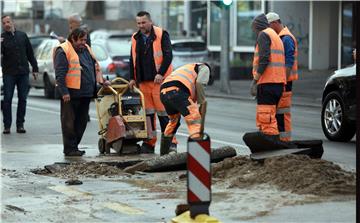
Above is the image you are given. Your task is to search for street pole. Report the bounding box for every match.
[220,5,231,94]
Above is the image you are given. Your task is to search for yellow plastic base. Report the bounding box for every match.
[171,211,221,223]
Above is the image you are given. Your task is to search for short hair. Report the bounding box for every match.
[68,13,82,24]
[67,27,88,42]
[136,11,151,20]
[1,15,11,21]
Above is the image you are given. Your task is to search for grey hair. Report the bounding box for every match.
[68,13,82,24]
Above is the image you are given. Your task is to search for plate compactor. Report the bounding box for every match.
[243,132,324,161]
[95,77,150,155]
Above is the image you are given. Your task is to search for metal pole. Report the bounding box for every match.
[220,6,231,94]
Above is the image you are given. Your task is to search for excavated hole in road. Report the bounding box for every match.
[30,151,355,197]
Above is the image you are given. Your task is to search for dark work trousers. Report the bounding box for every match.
[2,73,29,128]
[60,98,91,154]
[160,89,190,135]
[257,83,284,105]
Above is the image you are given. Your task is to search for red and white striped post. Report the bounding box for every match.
[187,133,211,219]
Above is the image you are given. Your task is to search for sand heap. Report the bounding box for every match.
[212,155,356,196]
[49,162,126,178]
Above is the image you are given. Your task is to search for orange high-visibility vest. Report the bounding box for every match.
[162,63,198,101]
[54,41,103,89]
[252,27,286,85]
[279,26,298,81]
[131,26,173,81]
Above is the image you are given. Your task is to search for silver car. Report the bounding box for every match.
[171,39,209,69]
[30,39,117,98]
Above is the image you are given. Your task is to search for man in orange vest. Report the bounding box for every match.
[159,63,211,155]
[250,13,286,140]
[129,11,176,154]
[266,12,298,142]
[54,28,108,156]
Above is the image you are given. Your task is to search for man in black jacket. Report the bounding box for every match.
[129,11,176,153]
[1,15,38,134]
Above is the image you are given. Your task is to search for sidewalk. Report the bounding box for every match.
[206,69,335,108]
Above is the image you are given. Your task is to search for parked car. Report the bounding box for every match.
[321,64,356,142]
[28,34,54,52]
[92,39,131,80]
[90,29,133,42]
[171,38,209,69]
[30,39,118,98]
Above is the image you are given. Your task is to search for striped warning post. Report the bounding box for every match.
[187,134,211,218]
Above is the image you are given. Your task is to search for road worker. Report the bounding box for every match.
[159,63,211,155]
[129,11,177,154]
[266,12,298,141]
[250,13,286,141]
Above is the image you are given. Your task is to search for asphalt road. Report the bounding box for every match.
[0,89,356,222]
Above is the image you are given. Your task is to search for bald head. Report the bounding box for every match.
[68,13,82,32]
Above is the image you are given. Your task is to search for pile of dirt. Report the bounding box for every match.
[45,162,127,179]
[212,155,356,196]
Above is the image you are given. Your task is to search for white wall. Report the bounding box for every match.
[269,1,309,68]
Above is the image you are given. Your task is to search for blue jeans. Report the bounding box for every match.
[2,73,29,128]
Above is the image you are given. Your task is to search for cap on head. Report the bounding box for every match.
[266,12,280,23]
[196,64,210,85]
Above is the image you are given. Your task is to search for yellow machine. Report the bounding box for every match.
[95,77,148,154]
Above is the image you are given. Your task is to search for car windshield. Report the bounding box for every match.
[172,41,207,52]
[106,39,131,57]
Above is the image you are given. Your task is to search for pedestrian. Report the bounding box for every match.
[129,11,177,154]
[1,15,39,134]
[159,63,211,155]
[53,28,108,156]
[58,13,91,46]
[266,12,298,142]
[250,13,286,141]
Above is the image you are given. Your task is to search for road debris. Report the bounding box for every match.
[212,154,356,196]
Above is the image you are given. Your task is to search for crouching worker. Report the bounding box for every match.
[54,27,109,156]
[159,63,211,155]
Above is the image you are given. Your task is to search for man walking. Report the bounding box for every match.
[129,11,176,153]
[266,12,298,141]
[1,15,38,134]
[54,28,106,156]
[160,63,211,155]
[250,13,286,140]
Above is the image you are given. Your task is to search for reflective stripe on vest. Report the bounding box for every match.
[54,41,102,89]
[162,63,198,100]
[131,26,173,82]
[279,26,298,81]
[252,27,286,85]
[276,107,291,114]
[280,131,291,139]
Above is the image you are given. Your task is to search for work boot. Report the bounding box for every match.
[3,128,10,134]
[160,134,173,156]
[16,126,26,133]
[169,143,177,154]
[139,143,155,154]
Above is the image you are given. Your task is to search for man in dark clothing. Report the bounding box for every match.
[54,28,105,156]
[1,15,39,134]
[129,11,176,153]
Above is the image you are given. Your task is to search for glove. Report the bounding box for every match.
[250,79,257,97]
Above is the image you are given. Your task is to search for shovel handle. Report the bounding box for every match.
[199,101,207,135]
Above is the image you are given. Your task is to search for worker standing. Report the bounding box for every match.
[54,28,108,156]
[129,11,176,154]
[266,12,298,141]
[250,13,286,140]
[160,63,211,155]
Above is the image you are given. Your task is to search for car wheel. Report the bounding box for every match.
[44,75,55,99]
[321,91,356,142]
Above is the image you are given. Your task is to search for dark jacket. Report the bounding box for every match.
[54,47,96,98]
[129,26,172,83]
[1,30,38,75]
[252,14,271,75]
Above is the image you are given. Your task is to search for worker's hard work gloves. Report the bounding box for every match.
[250,79,257,97]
